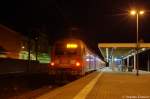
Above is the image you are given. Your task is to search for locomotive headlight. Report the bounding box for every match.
[50,62,55,66]
[76,62,80,67]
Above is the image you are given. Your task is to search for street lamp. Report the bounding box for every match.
[130,9,145,76]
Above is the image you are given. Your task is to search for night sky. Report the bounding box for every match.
[1,0,150,53]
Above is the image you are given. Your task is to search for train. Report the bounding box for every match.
[49,38,105,76]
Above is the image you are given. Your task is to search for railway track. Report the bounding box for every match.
[0,73,81,99]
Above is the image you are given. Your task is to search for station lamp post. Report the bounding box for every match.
[130,9,145,76]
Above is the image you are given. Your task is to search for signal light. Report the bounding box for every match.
[51,62,55,66]
[76,62,80,67]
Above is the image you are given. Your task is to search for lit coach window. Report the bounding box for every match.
[66,44,78,48]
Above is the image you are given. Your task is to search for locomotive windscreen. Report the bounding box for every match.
[55,49,77,55]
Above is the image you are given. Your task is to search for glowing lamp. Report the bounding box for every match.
[139,11,144,15]
[130,10,145,15]
[130,10,136,15]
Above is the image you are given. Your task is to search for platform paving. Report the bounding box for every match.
[36,71,150,99]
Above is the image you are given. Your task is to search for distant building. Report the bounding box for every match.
[0,24,50,63]
[0,24,26,59]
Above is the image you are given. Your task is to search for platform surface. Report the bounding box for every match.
[36,71,150,99]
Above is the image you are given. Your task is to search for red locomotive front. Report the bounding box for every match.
[50,39,84,75]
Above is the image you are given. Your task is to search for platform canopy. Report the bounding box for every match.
[98,43,150,48]
[98,43,150,61]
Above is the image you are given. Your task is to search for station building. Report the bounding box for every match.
[0,24,50,63]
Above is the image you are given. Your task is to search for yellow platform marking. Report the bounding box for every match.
[73,72,103,99]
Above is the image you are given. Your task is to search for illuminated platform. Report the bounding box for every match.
[98,43,150,72]
[36,71,150,99]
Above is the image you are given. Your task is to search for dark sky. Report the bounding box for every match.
[1,0,150,52]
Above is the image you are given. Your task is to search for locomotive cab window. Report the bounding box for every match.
[55,49,78,55]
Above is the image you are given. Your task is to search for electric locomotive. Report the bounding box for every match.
[49,38,105,75]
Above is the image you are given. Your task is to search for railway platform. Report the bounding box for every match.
[36,70,150,99]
